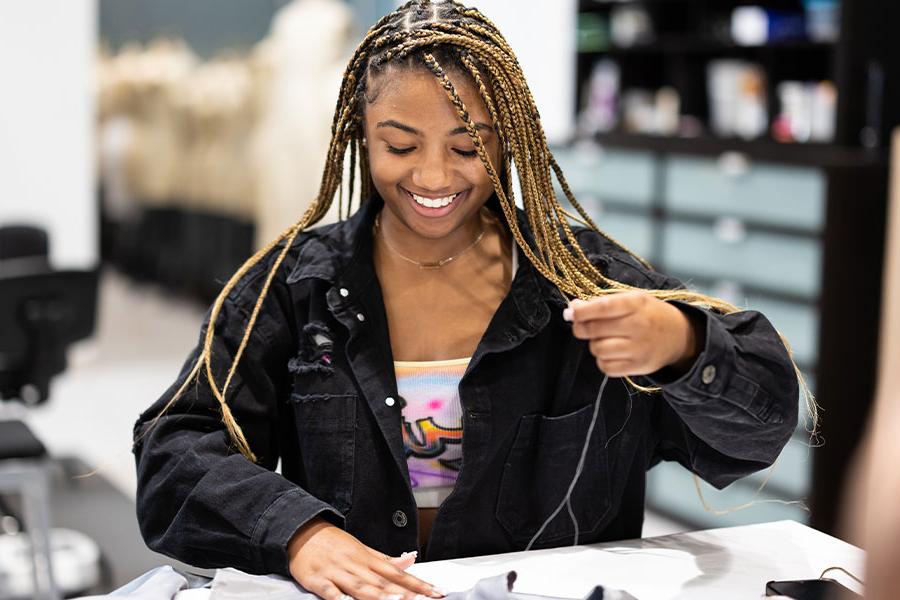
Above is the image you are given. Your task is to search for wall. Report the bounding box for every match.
[0,0,98,269]
[99,0,292,58]
[464,0,576,143]
[382,0,577,143]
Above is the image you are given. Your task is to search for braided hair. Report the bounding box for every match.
[149,0,815,462]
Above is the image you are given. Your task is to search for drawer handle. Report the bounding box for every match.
[711,280,745,306]
[713,216,747,244]
[717,152,751,178]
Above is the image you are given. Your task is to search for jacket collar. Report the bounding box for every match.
[285,195,566,331]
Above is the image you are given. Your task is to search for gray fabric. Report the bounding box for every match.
[73,566,197,599]
[75,567,635,600]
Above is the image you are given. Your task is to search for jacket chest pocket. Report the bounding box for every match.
[495,401,613,548]
[289,367,358,513]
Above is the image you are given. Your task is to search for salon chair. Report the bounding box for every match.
[0,224,99,600]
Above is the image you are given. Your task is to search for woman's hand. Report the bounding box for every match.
[287,518,444,600]
[564,291,701,378]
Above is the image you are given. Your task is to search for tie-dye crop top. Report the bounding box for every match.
[395,357,469,509]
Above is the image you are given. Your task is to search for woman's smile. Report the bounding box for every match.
[402,186,468,219]
[363,67,500,245]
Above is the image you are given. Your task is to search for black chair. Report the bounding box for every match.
[0,224,98,600]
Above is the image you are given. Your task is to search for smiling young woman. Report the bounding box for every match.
[133,2,810,600]
[366,68,510,364]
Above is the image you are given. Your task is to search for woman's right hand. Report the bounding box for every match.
[288,518,444,600]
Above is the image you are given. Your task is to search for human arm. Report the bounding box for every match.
[132,267,345,575]
[566,243,799,488]
[133,259,442,598]
[287,518,442,600]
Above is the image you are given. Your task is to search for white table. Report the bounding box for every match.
[407,520,865,599]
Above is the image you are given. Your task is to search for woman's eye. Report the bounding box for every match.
[454,149,478,158]
[386,145,415,155]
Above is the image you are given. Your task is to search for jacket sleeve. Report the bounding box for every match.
[132,259,343,576]
[602,248,800,489]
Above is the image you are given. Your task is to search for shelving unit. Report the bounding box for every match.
[557,0,898,535]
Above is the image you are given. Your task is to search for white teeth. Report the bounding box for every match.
[410,191,459,208]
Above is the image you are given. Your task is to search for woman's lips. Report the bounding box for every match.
[402,187,467,218]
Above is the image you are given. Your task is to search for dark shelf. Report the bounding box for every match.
[579,0,811,8]
[590,132,884,167]
[661,268,820,306]
[580,39,835,56]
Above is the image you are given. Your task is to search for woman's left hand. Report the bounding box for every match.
[564,291,701,378]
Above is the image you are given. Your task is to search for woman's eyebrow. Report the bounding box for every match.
[376,119,419,134]
[449,123,493,136]
[375,119,493,136]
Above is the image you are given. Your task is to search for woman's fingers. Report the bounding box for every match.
[288,521,441,600]
[571,314,633,340]
[387,552,417,571]
[589,337,632,360]
[306,577,344,600]
[566,291,692,376]
[595,358,636,377]
[370,559,442,597]
[331,571,387,600]
[566,292,645,323]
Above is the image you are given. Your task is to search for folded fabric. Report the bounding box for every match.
[74,566,636,600]
[73,566,210,600]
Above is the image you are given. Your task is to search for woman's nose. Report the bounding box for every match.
[411,149,451,192]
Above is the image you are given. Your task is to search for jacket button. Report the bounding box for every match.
[392,510,408,528]
[701,365,717,385]
[384,396,396,407]
[339,288,349,297]
[356,313,366,322]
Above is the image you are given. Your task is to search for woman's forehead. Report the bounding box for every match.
[364,67,491,130]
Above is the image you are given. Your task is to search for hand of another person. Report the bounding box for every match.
[564,291,701,378]
[288,518,444,600]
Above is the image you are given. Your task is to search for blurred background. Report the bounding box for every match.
[0,0,897,597]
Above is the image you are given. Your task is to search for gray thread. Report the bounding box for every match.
[604,383,633,451]
[525,374,611,551]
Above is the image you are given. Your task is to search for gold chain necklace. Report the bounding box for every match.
[374,212,486,269]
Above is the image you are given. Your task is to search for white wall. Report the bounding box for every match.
[467,0,576,143]
[389,0,577,143]
[0,0,97,269]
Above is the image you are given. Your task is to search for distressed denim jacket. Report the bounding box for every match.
[133,196,798,577]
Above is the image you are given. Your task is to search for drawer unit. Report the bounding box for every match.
[743,435,814,499]
[744,296,819,368]
[662,220,823,299]
[696,283,819,368]
[645,459,810,529]
[552,145,656,208]
[595,210,656,263]
[666,155,826,231]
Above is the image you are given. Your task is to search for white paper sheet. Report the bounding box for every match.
[407,520,865,600]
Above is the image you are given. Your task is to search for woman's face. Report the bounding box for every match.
[363,66,501,240]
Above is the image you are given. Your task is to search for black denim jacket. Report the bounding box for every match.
[133,197,798,577]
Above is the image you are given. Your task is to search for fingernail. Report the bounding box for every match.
[431,588,448,597]
[562,307,573,322]
[400,550,418,558]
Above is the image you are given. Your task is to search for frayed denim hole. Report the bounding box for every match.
[287,320,336,376]
[287,357,333,376]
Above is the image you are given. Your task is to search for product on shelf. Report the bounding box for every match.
[731,6,807,46]
[803,0,840,42]
[772,80,837,143]
[707,59,768,139]
[609,4,654,48]
[578,59,619,135]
